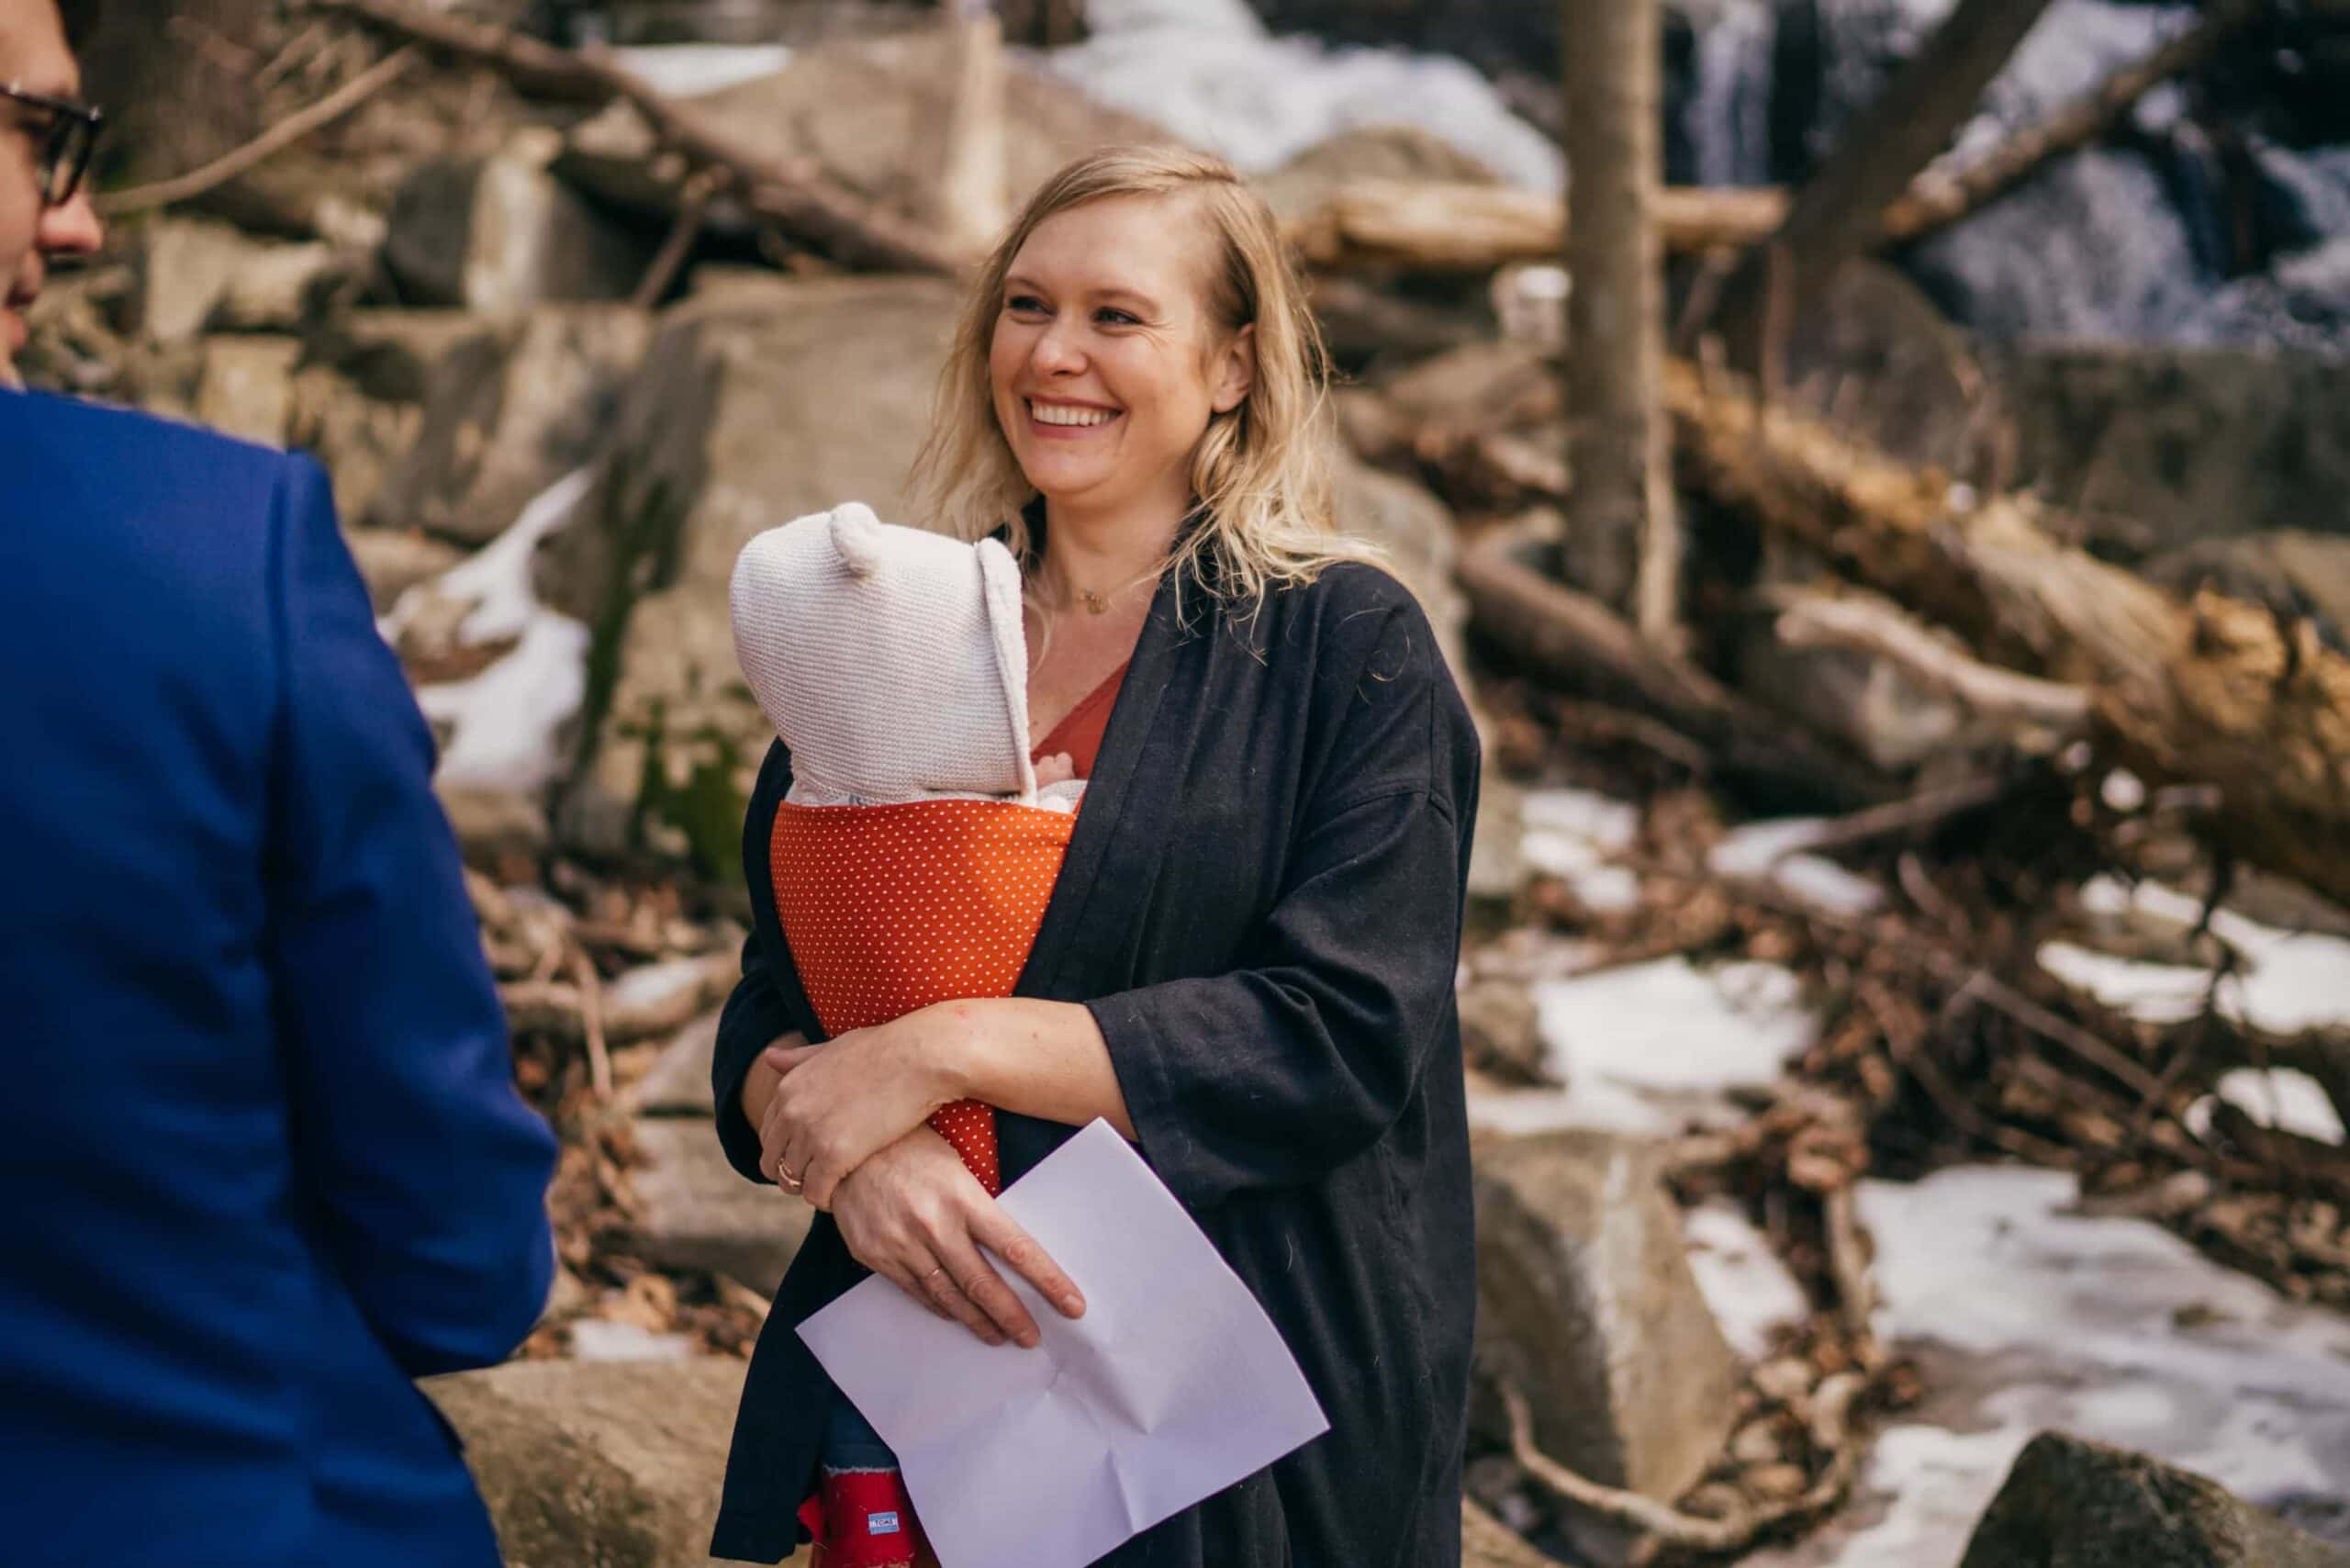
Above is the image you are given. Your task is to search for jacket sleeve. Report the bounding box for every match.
[263,454,558,1378]
[1086,595,1479,1213]
[712,739,811,1184]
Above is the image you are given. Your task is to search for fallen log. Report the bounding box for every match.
[1283,178,1785,270]
[1457,512,1897,809]
[314,0,958,274]
[1771,585,2094,738]
[1665,357,2350,909]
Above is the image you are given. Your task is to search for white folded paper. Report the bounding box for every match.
[798,1119,1329,1568]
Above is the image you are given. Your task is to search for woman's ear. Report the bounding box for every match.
[1210,323,1256,415]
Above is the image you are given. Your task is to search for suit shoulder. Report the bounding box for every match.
[5,389,311,498]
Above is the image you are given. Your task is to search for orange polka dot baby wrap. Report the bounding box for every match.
[769,798,1076,1197]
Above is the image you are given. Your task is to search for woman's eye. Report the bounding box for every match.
[1007,295,1048,315]
[1096,308,1139,327]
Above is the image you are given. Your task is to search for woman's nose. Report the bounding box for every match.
[1029,319,1085,375]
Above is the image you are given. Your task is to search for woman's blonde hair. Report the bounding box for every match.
[906,144,1377,621]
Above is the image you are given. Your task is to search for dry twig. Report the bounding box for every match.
[96,45,420,218]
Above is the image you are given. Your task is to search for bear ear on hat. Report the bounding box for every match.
[828,502,885,577]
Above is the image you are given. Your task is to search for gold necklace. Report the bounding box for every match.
[1078,588,1109,615]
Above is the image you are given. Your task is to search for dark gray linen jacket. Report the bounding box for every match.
[708,558,1482,1567]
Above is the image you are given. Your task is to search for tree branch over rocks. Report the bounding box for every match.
[310,0,960,274]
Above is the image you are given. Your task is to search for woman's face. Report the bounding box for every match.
[989,193,1253,531]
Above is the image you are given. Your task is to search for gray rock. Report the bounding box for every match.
[1253,123,1499,223]
[135,218,345,344]
[621,1117,812,1294]
[541,273,959,874]
[426,1357,774,1568]
[344,526,465,611]
[1464,1496,1560,1568]
[1473,1129,1740,1503]
[437,783,553,864]
[385,128,656,314]
[311,308,498,404]
[1958,1431,2350,1568]
[193,335,304,448]
[555,27,1169,242]
[368,303,653,545]
[1990,342,2350,557]
[1460,977,1548,1087]
[288,364,426,526]
[636,1011,721,1118]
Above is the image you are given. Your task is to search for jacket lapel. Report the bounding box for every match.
[1017,566,1192,1000]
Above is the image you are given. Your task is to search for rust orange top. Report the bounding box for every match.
[1031,660,1128,779]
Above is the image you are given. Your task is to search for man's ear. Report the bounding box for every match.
[1210,323,1256,415]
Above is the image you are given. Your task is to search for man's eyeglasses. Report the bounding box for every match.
[2,84,103,207]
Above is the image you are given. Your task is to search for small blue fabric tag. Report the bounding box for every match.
[868,1511,901,1536]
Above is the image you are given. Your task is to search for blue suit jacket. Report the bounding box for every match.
[0,390,558,1565]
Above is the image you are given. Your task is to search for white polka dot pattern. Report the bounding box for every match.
[772,798,1077,1197]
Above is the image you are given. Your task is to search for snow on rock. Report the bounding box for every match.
[389,468,595,795]
[608,45,790,99]
[1684,1199,1812,1361]
[2185,1068,2347,1148]
[1708,817,1886,918]
[1747,1165,2350,1567]
[1517,788,1643,914]
[2039,874,2350,1036]
[566,1319,699,1362]
[1042,2,1563,190]
[1478,958,1818,1137]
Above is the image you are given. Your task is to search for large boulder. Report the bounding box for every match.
[554,25,1171,240]
[1958,1431,2350,1568]
[287,362,426,527]
[132,217,353,344]
[621,1117,813,1295]
[367,304,654,545]
[427,1357,793,1568]
[1472,1129,1740,1503]
[1988,342,2350,557]
[540,273,959,875]
[385,128,656,314]
[192,335,304,448]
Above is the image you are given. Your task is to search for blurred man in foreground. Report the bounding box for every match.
[0,2,559,1562]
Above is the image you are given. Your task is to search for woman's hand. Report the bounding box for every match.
[757,1010,967,1209]
[832,1126,1086,1348]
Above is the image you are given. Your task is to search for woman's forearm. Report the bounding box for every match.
[738,1052,783,1137]
[928,998,1135,1139]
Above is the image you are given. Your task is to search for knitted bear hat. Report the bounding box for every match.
[730,502,1037,804]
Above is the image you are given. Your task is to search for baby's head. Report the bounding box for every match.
[731,503,1037,803]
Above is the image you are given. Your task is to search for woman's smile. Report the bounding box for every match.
[1024,397,1125,436]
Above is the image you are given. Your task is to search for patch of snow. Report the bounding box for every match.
[609,45,790,99]
[1747,1164,2350,1567]
[567,1318,699,1362]
[1684,1200,1810,1361]
[416,616,591,794]
[1529,958,1818,1134]
[1043,13,1562,191]
[2185,1068,2346,1148]
[1518,788,1644,913]
[389,469,595,796]
[2042,875,2350,1036]
[1709,818,1886,918]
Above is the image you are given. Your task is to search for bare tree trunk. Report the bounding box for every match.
[936,0,1011,262]
[1711,0,2060,377]
[1561,0,1681,646]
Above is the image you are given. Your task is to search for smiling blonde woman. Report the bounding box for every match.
[712,145,1483,1568]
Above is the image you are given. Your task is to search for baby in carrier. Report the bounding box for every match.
[730,501,1087,1568]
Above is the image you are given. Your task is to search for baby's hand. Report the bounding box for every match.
[1034,752,1077,788]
